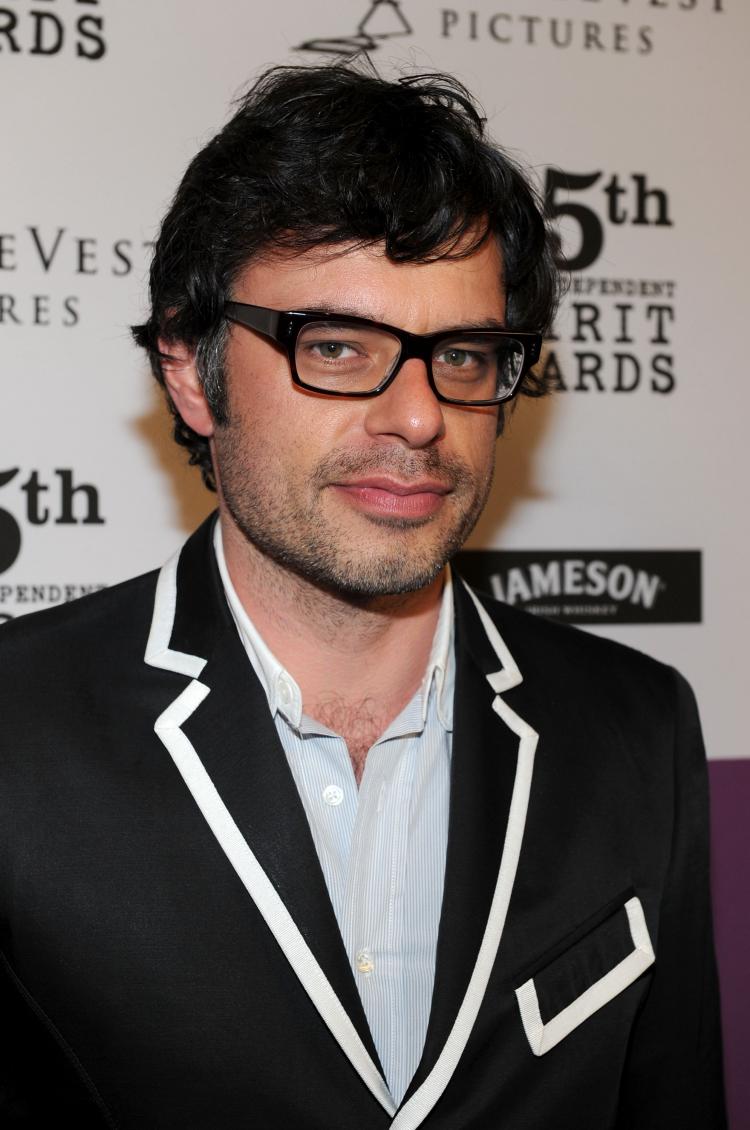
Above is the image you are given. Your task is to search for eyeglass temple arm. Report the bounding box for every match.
[225,302,283,342]
[525,334,542,365]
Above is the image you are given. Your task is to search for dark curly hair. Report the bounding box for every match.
[132,61,561,490]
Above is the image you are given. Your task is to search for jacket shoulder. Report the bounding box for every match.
[0,567,159,681]
[463,580,689,713]
[462,584,707,792]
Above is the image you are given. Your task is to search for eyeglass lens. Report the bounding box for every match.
[295,321,525,402]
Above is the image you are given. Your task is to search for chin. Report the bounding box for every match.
[288,543,453,600]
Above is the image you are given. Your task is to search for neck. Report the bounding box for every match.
[219,512,445,770]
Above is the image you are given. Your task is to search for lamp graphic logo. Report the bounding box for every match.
[296,0,412,56]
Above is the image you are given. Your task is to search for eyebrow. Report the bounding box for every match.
[289,305,508,333]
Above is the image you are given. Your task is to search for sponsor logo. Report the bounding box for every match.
[440,1,724,56]
[295,0,724,59]
[453,549,701,624]
[0,226,152,329]
[295,0,412,55]
[542,168,677,394]
[0,0,107,61]
[0,467,106,622]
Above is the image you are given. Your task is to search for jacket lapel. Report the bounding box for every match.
[393,579,538,1130]
[144,518,393,1117]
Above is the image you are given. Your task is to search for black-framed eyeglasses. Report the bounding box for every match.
[224,301,542,406]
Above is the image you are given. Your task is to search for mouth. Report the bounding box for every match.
[329,476,452,520]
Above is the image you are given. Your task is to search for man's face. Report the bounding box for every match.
[212,238,505,598]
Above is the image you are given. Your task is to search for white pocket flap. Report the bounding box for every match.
[515,896,655,1056]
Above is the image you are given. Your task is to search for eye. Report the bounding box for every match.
[309,340,358,361]
[439,348,473,368]
[436,346,490,372]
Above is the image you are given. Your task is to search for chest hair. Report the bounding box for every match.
[309,695,388,785]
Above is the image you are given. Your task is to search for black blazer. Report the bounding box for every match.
[0,517,725,1129]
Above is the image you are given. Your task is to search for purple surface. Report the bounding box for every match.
[709,760,750,1130]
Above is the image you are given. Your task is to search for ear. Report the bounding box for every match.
[159,340,214,437]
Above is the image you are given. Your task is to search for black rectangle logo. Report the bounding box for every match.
[452,550,702,624]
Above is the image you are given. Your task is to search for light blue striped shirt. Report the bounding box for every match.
[215,527,454,1105]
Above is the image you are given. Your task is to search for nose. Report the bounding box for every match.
[362,358,445,448]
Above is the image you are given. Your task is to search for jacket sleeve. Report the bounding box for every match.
[615,669,727,1129]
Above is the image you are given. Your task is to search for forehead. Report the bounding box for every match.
[231,237,506,332]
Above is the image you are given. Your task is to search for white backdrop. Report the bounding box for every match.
[1,0,747,762]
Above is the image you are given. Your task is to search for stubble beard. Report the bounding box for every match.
[215,428,495,600]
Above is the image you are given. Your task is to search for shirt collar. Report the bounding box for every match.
[420,565,454,730]
[214,521,454,732]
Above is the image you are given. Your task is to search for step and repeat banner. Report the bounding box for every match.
[1,0,747,1119]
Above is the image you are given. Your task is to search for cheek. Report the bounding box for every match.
[223,358,292,454]
[225,335,352,444]
[224,333,293,419]
[452,410,498,476]
[222,377,341,490]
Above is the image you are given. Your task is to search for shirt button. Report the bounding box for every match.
[322,784,344,807]
[356,949,375,975]
[278,679,293,706]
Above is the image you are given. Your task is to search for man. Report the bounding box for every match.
[0,64,725,1128]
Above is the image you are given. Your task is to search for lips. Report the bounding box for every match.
[337,476,451,496]
[330,476,452,519]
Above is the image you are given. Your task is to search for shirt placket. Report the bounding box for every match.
[343,727,418,1103]
[279,718,358,926]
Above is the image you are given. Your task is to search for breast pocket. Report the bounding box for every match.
[515,895,655,1056]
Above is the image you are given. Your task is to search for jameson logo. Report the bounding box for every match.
[454,550,702,624]
[0,467,106,622]
[296,0,412,55]
[0,0,106,60]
